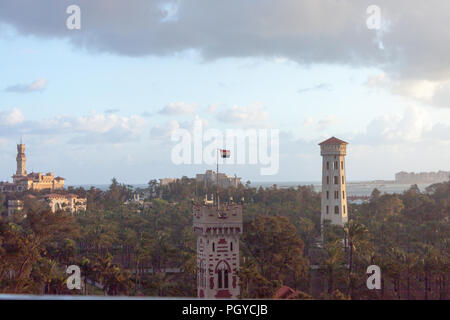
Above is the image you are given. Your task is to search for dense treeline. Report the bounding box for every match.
[0,178,448,299]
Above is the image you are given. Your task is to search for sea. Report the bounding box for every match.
[68,181,433,197]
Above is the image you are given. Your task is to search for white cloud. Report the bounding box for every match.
[0,109,147,144]
[158,102,197,115]
[150,119,180,140]
[0,108,25,125]
[352,106,441,145]
[366,73,449,107]
[302,115,338,131]
[206,104,218,114]
[216,105,269,127]
[303,117,314,128]
[29,78,47,91]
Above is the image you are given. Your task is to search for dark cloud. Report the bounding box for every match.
[298,83,331,94]
[5,78,47,93]
[1,1,450,106]
[0,1,448,80]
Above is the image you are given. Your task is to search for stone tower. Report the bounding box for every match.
[319,137,348,226]
[193,198,243,299]
[16,143,26,177]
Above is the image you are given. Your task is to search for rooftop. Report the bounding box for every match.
[318,136,348,145]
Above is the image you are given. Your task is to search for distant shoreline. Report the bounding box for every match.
[67,180,437,197]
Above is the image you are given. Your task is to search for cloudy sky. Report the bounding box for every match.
[0,0,449,185]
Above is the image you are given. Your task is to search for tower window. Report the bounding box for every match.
[326,162,329,170]
[218,268,222,289]
[341,161,344,170]
[217,262,229,290]
[224,270,229,289]
[326,206,329,214]
[334,176,338,184]
[334,191,339,199]
[343,191,345,199]
[342,176,345,184]
[212,242,215,252]
[326,191,329,199]
[230,242,233,251]
[334,206,339,214]
[343,205,346,214]
[334,161,338,170]
[326,176,329,185]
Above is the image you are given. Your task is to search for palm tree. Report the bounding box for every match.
[92,253,131,296]
[344,220,372,297]
[320,240,345,294]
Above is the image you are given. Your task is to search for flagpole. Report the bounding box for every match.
[216,149,219,209]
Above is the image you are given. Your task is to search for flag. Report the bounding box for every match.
[220,149,231,158]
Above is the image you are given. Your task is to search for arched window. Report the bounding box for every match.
[216,261,230,289]
[334,206,339,214]
[212,242,215,252]
[342,191,345,199]
[230,242,233,251]
[343,205,346,214]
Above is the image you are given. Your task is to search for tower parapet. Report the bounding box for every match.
[194,200,243,299]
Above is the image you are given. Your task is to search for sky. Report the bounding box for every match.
[0,0,449,185]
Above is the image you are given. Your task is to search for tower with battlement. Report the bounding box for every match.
[193,199,243,299]
[319,137,348,226]
[1,143,65,192]
[16,143,26,177]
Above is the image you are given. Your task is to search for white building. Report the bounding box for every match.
[196,170,241,188]
[319,137,348,227]
[41,193,87,213]
[193,198,243,299]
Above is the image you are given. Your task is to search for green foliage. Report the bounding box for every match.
[0,178,448,299]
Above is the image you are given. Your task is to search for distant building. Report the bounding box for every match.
[319,137,349,227]
[124,194,144,206]
[6,194,87,215]
[159,178,178,186]
[395,171,450,184]
[0,143,65,192]
[196,170,241,188]
[41,193,87,213]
